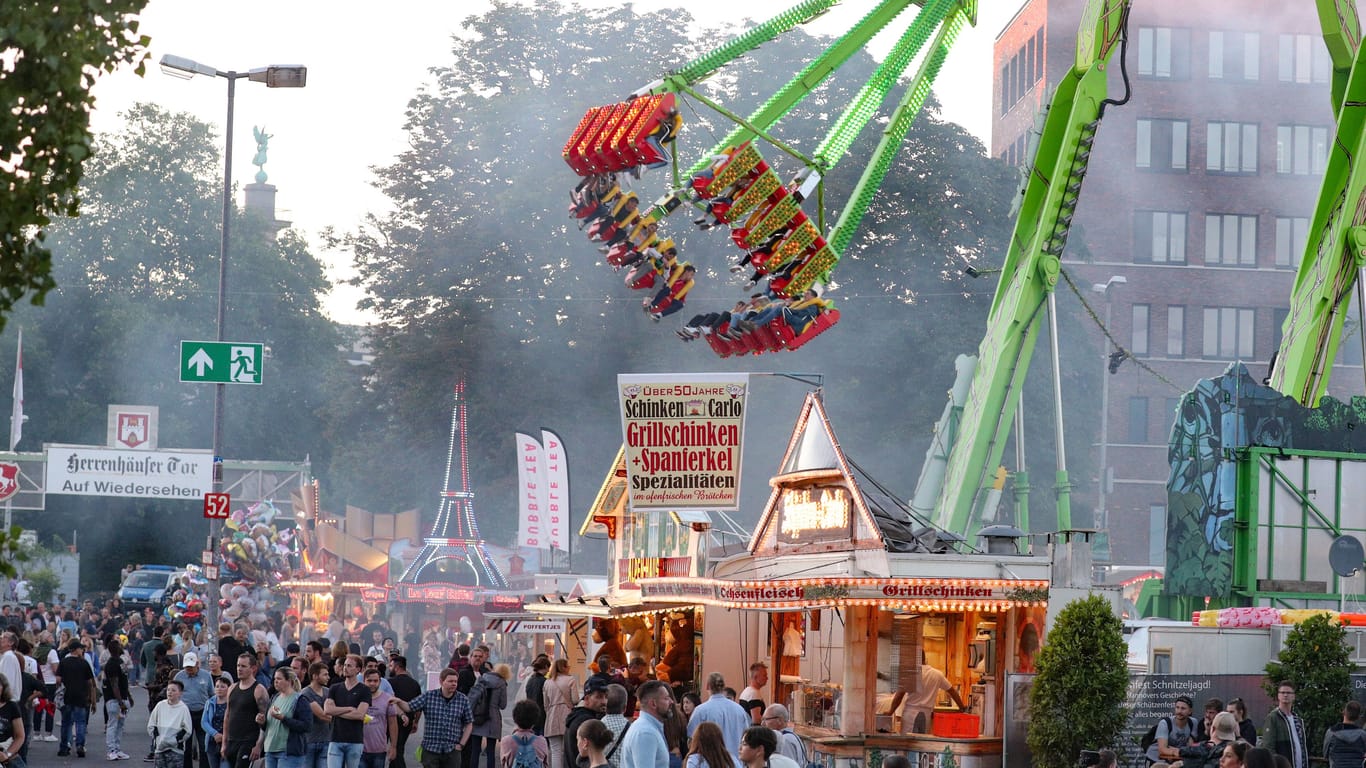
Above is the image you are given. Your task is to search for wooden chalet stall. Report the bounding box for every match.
[531,446,762,692]
[635,393,1051,768]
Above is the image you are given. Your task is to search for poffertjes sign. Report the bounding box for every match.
[618,374,748,510]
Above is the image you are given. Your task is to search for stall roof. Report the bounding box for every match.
[750,391,971,558]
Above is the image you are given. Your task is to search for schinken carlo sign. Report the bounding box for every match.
[44,444,213,500]
[618,373,748,510]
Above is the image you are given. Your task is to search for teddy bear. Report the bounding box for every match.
[592,617,628,671]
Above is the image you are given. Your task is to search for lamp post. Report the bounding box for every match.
[1091,275,1127,537]
[160,55,306,630]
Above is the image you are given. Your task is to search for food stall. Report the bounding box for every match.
[530,446,762,690]
[636,393,1052,768]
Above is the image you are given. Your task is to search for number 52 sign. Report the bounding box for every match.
[203,493,231,519]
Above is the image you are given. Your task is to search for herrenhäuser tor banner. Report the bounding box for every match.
[618,374,748,511]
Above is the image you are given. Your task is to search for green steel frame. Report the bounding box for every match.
[934,0,1131,538]
[1268,0,1366,406]
[1232,447,1366,608]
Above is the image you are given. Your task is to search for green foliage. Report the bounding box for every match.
[1263,614,1352,753]
[1028,594,1129,767]
[326,0,1095,544]
[25,567,60,604]
[15,104,355,591]
[0,1,151,331]
[0,526,29,579]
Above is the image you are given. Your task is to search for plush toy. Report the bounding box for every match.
[621,615,655,662]
[593,618,628,671]
[654,613,695,685]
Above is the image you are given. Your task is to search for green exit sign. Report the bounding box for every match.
[179,341,264,385]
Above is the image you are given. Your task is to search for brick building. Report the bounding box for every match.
[991,0,1359,566]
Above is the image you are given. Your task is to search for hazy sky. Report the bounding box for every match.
[89,0,1026,324]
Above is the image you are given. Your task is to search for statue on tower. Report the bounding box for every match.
[252,126,272,184]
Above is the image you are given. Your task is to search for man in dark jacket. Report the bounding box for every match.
[456,645,489,695]
[1262,681,1309,768]
[564,678,610,768]
[1324,700,1366,768]
[524,656,550,734]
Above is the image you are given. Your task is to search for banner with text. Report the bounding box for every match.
[515,432,549,549]
[619,374,748,511]
[45,444,213,500]
[541,429,570,551]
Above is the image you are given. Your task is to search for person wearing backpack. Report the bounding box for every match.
[501,700,550,768]
[1143,695,1196,767]
[761,705,806,767]
[469,664,511,768]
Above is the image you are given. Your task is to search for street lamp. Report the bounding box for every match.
[1091,275,1127,536]
[161,54,306,629]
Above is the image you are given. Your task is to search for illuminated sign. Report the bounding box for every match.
[619,556,692,584]
[360,587,389,603]
[779,487,850,539]
[637,578,1049,607]
[397,583,480,603]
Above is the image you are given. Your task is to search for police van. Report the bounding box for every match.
[116,565,186,610]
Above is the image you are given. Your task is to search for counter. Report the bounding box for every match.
[807,733,1003,768]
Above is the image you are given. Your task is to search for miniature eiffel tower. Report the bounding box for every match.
[396,379,508,592]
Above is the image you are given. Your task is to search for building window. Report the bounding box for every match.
[1204,213,1258,266]
[1206,121,1258,174]
[1132,304,1150,356]
[1209,31,1260,81]
[1138,27,1190,79]
[1203,306,1256,359]
[1134,211,1187,263]
[1278,34,1331,83]
[1003,134,1029,167]
[1273,307,1289,351]
[1150,504,1167,565]
[1001,29,1047,115]
[1152,649,1173,672]
[1128,397,1149,443]
[1168,306,1185,357]
[1136,119,1189,171]
[1276,125,1329,175]
[1275,216,1309,269]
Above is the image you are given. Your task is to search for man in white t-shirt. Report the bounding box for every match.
[737,662,768,725]
[0,632,21,701]
[37,632,59,741]
[898,660,965,734]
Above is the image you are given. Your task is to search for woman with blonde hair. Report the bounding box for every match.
[542,659,579,768]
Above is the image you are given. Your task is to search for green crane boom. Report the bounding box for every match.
[925,0,1131,539]
[1268,0,1366,406]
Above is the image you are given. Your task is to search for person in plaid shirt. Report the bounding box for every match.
[396,668,472,768]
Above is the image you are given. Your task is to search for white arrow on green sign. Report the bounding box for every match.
[179,340,264,385]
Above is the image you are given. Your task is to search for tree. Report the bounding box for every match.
[1028,594,1129,766]
[0,526,29,579]
[1263,614,1352,753]
[0,1,151,331]
[328,0,1076,544]
[11,103,356,590]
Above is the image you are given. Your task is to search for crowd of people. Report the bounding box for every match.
[1142,683,1366,768]
[0,599,821,768]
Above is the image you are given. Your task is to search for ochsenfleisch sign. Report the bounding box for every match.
[618,374,748,510]
[45,444,212,500]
